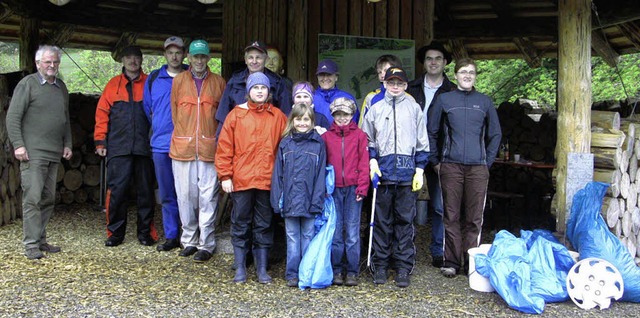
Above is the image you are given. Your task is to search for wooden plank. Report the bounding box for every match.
[374,1,387,37]
[308,0,321,81]
[387,0,400,39]
[321,0,335,34]
[362,0,375,37]
[19,17,39,73]
[277,0,288,53]
[555,0,592,233]
[335,0,348,35]
[591,29,620,67]
[264,0,273,44]
[288,0,309,82]
[348,0,362,36]
[399,0,413,39]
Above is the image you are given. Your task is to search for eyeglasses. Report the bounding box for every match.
[386,81,406,88]
[425,56,444,62]
[457,70,477,76]
[39,60,60,66]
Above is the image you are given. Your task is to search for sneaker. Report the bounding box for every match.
[25,248,44,260]
[431,255,444,268]
[441,267,457,278]
[287,278,299,287]
[373,269,387,285]
[332,273,344,286]
[395,271,410,288]
[344,274,358,286]
[39,243,61,253]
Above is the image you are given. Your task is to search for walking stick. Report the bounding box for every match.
[366,174,380,267]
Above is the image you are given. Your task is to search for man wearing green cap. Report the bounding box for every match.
[170,39,226,262]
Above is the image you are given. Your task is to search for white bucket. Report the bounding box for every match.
[468,244,495,292]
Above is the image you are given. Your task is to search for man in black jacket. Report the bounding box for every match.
[406,42,456,268]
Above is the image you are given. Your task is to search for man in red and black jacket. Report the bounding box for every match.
[94,46,157,247]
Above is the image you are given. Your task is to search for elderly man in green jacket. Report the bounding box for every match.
[6,45,73,260]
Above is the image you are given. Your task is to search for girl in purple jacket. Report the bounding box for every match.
[321,97,370,286]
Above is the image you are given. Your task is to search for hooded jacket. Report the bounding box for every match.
[215,101,287,191]
[313,86,359,124]
[215,68,292,136]
[271,130,326,218]
[94,70,150,161]
[428,88,502,167]
[362,92,429,184]
[143,64,189,153]
[321,121,370,197]
[169,68,226,162]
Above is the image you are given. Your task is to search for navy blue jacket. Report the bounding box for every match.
[215,68,292,137]
[271,130,326,218]
[313,87,358,124]
[428,88,502,167]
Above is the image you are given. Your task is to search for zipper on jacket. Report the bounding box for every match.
[341,130,346,185]
[393,96,398,182]
[196,95,200,160]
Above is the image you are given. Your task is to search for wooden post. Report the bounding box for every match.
[556,0,592,234]
[19,17,39,74]
[287,0,308,81]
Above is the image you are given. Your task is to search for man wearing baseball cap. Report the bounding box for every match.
[361,66,429,288]
[95,45,158,248]
[313,59,358,124]
[215,40,292,137]
[170,39,226,262]
[143,36,189,252]
[406,41,456,269]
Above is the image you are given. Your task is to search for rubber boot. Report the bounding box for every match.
[233,247,247,283]
[254,248,272,284]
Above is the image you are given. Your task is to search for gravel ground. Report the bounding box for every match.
[0,204,638,317]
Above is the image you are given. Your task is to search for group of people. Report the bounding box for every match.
[6,38,501,289]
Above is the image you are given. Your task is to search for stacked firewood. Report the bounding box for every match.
[0,75,22,225]
[592,110,640,264]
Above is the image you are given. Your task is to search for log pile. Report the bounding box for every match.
[0,74,22,226]
[0,73,104,228]
[592,110,640,265]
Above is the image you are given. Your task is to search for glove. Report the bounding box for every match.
[412,168,424,192]
[369,159,382,183]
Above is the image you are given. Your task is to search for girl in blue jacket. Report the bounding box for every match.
[271,103,327,287]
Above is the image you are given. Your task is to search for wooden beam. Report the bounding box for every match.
[111,32,138,62]
[513,37,542,68]
[556,0,592,235]
[287,0,308,82]
[44,23,76,47]
[618,21,640,49]
[448,39,468,61]
[0,6,13,24]
[435,17,557,39]
[19,16,39,73]
[591,30,620,67]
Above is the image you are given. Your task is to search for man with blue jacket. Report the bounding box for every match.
[215,40,292,137]
[143,36,188,252]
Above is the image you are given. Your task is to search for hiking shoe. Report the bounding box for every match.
[441,267,457,278]
[157,239,180,252]
[345,274,358,286]
[332,273,344,286]
[287,278,299,287]
[193,250,212,262]
[39,243,61,253]
[396,271,410,288]
[431,255,444,268]
[373,269,387,285]
[25,248,44,260]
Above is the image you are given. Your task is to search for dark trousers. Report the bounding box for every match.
[230,189,273,249]
[439,163,489,270]
[105,155,156,241]
[371,185,416,273]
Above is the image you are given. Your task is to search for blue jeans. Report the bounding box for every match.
[285,217,315,280]
[426,166,445,258]
[331,186,362,275]
[153,152,180,240]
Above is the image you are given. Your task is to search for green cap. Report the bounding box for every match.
[189,39,210,56]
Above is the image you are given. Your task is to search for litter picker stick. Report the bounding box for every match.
[366,174,380,267]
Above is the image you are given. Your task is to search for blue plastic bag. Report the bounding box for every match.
[298,165,336,289]
[476,229,575,314]
[566,181,640,302]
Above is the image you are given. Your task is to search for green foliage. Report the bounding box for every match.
[0,42,19,73]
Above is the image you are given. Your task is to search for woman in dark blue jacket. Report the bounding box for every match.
[271,103,327,287]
